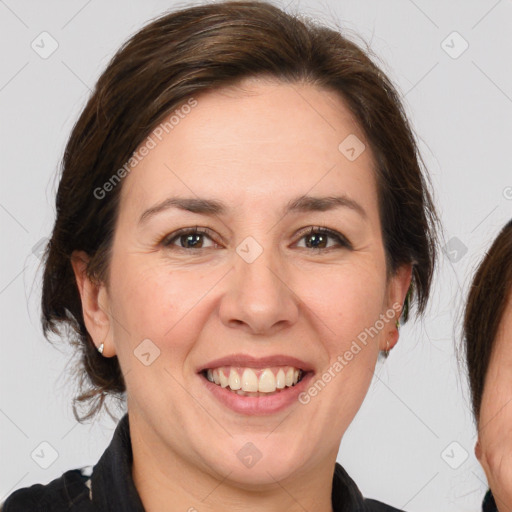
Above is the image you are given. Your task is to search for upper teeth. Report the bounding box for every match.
[205,366,302,393]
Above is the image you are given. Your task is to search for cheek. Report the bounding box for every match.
[109,257,223,364]
[298,264,386,413]
[303,262,387,346]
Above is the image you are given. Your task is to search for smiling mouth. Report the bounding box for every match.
[200,365,306,397]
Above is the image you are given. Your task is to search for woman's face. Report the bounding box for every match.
[75,78,410,486]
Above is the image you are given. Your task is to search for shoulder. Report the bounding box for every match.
[1,467,92,512]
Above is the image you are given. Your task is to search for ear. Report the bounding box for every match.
[379,263,413,352]
[474,439,482,461]
[70,250,114,357]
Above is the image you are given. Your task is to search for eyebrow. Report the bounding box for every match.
[138,194,367,225]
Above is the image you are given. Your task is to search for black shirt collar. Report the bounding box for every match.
[90,413,145,511]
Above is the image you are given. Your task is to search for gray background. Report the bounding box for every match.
[1,0,511,510]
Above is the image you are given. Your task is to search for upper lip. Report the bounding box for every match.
[197,353,314,373]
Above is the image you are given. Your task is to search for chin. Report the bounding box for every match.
[223,457,302,488]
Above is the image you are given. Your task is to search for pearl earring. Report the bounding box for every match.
[97,343,104,355]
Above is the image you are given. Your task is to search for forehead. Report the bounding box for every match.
[118,78,378,220]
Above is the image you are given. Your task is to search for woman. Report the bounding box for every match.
[463,220,512,512]
[1,1,438,510]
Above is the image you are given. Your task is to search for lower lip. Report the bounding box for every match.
[199,371,314,415]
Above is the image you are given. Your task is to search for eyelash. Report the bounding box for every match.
[160,225,353,252]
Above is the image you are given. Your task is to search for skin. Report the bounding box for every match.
[71,77,411,512]
[476,291,512,511]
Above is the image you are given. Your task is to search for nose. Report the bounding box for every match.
[218,243,300,336]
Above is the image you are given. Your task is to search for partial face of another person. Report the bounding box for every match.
[74,78,411,486]
[477,292,512,511]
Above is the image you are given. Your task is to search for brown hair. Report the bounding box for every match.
[463,219,512,421]
[40,0,438,422]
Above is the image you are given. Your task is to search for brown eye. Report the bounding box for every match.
[296,227,352,251]
[162,227,217,250]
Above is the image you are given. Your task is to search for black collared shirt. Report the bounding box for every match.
[2,413,404,511]
[482,489,498,511]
